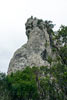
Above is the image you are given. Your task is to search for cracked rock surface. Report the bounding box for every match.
[8,17,54,74]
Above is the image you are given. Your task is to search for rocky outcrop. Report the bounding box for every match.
[8,17,55,74]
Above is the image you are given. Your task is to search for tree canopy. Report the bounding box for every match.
[0,24,67,100]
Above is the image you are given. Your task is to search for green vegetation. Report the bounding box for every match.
[0,25,67,100]
[52,47,57,52]
[55,25,67,46]
[59,45,67,65]
[45,41,49,47]
[47,56,53,65]
[40,65,67,100]
[45,20,55,32]
[0,73,10,100]
[0,63,67,100]
[37,19,43,30]
[6,67,39,100]
[58,25,67,45]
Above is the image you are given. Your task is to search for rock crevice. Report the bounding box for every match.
[8,17,54,74]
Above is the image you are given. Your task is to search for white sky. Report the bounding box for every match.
[0,0,67,73]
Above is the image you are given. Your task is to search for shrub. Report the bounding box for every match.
[6,67,39,100]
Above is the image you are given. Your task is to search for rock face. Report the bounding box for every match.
[8,17,54,74]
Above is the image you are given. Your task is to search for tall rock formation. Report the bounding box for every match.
[8,17,55,74]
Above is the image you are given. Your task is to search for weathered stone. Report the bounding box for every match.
[8,17,54,74]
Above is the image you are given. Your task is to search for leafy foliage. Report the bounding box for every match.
[58,25,67,45]
[39,63,67,100]
[59,46,67,65]
[0,64,67,100]
[0,24,67,100]
[6,67,39,100]
[0,73,11,100]
[47,56,52,65]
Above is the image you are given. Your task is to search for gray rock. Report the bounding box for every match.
[8,17,54,74]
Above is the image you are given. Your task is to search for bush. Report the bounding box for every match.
[6,67,39,100]
[47,56,52,65]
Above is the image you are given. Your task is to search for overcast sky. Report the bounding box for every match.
[0,0,67,73]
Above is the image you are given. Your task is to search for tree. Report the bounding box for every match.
[0,72,10,100]
[39,63,67,100]
[6,67,39,100]
[59,46,67,65]
[58,25,67,46]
